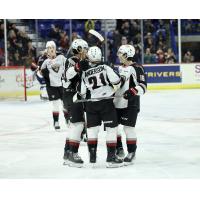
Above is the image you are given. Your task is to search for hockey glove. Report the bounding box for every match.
[79,59,90,71]
[31,62,38,71]
[123,87,138,100]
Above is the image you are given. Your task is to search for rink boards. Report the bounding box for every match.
[145,63,200,90]
[1,64,200,98]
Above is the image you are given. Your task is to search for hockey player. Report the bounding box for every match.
[40,41,69,130]
[30,50,48,100]
[62,39,88,167]
[74,46,123,168]
[114,44,147,165]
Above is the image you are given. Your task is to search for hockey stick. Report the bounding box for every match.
[74,95,122,103]
[89,29,104,43]
[88,29,105,61]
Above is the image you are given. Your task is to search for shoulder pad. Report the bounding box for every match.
[132,62,144,71]
[68,57,79,66]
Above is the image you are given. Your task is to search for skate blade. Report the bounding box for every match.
[66,123,71,128]
[124,161,134,166]
[63,161,69,165]
[124,157,136,166]
[89,162,97,168]
[106,162,124,168]
[68,161,83,168]
[54,128,61,132]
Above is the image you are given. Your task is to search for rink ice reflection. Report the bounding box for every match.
[0,89,200,178]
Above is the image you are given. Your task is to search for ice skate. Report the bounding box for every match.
[68,152,84,168]
[106,154,123,168]
[116,147,125,160]
[54,121,60,130]
[63,150,70,165]
[89,148,97,164]
[124,152,136,166]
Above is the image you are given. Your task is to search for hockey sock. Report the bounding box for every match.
[87,140,98,152]
[63,110,70,119]
[106,145,117,159]
[69,140,80,153]
[53,112,59,123]
[87,126,99,152]
[117,135,123,149]
[124,126,137,153]
[52,100,60,122]
[69,122,84,153]
[106,127,117,154]
[64,138,70,152]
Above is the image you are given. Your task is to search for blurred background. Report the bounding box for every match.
[0,19,200,67]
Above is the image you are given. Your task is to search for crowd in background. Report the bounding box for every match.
[0,19,36,66]
[0,19,198,67]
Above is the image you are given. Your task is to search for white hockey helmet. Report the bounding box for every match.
[46,41,56,49]
[87,46,102,62]
[117,44,135,60]
[71,39,88,54]
[46,41,56,58]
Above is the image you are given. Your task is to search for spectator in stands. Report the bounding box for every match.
[59,31,69,50]
[72,32,81,41]
[144,19,155,34]
[49,24,61,41]
[7,29,22,62]
[155,31,166,51]
[0,47,4,66]
[130,20,140,40]
[0,21,4,40]
[156,48,165,63]
[24,41,36,66]
[6,20,36,67]
[121,36,128,45]
[134,44,141,64]
[85,20,95,33]
[157,41,167,52]
[0,21,4,65]
[121,21,131,40]
[116,19,127,35]
[144,32,154,52]
[132,32,141,44]
[183,51,194,63]
[13,50,23,66]
[144,48,156,64]
[165,48,176,64]
[9,23,19,36]
[184,20,193,34]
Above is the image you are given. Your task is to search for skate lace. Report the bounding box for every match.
[74,153,81,159]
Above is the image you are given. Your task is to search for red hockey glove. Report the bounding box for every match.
[123,87,138,100]
[31,62,38,71]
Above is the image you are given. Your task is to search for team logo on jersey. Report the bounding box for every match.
[121,117,128,121]
[51,63,60,72]
[140,75,145,81]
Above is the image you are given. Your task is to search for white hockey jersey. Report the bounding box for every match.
[81,63,121,100]
[41,54,66,87]
[114,63,147,109]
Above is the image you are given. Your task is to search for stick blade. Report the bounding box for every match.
[89,29,104,42]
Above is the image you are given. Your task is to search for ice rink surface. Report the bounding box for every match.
[0,89,200,179]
